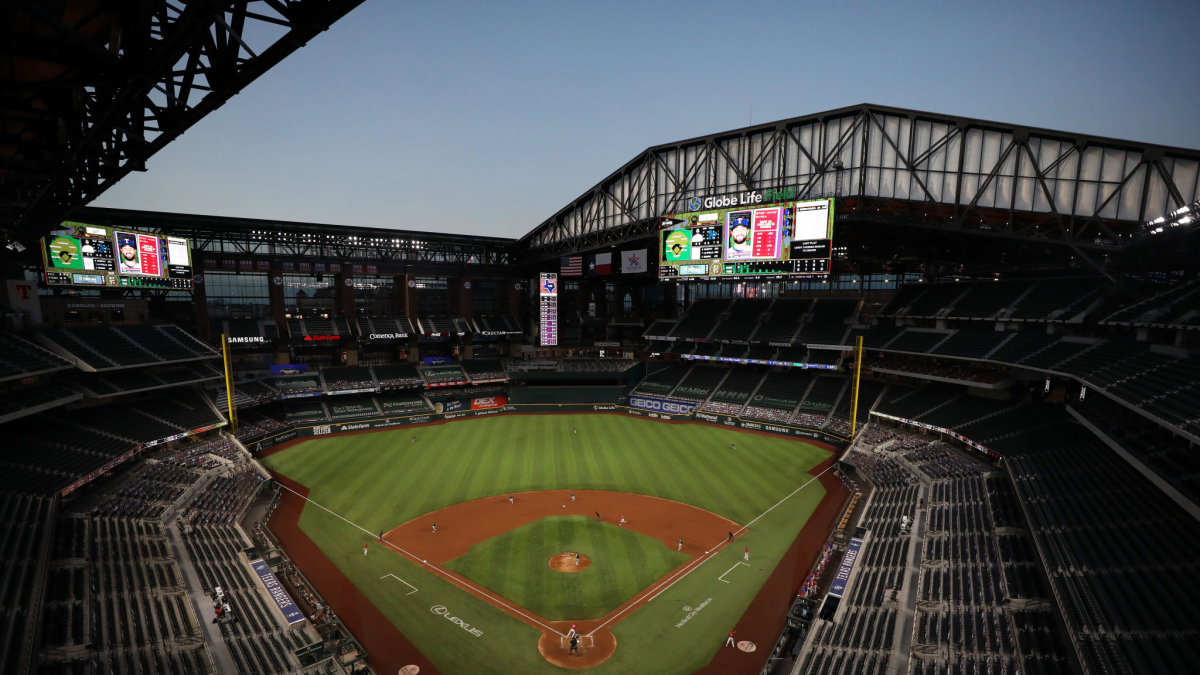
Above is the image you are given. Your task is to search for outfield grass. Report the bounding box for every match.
[443,515,690,620]
[263,414,830,675]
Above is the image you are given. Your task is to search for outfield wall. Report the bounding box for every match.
[245,403,850,453]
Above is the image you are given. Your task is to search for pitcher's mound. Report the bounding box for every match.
[549,552,591,572]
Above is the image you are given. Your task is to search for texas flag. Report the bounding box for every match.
[585,252,612,276]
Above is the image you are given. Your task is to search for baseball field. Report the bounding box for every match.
[262,413,840,675]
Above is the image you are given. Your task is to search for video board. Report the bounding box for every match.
[658,193,833,280]
[538,273,557,347]
[42,222,195,289]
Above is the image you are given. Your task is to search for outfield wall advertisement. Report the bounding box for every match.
[247,402,851,452]
[626,394,698,415]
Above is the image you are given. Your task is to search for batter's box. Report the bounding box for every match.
[559,635,595,649]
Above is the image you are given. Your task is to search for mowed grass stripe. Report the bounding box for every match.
[444,516,688,621]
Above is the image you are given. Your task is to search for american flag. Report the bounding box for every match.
[560,256,583,276]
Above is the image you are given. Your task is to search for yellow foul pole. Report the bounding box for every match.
[221,334,238,434]
[850,334,864,438]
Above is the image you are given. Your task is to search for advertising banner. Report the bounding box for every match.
[423,356,449,365]
[434,399,467,413]
[828,537,864,598]
[470,395,507,410]
[248,559,305,624]
[627,394,697,416]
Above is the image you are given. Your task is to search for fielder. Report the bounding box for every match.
[678,537,684,551]
[744,546,749,561]
[432,522,437,534]
[363,543,368,556]
[571,492,576,502]
[726,629,736,647]
[509,495,514,505]
[575,553,581,567]
[619,515,626,526]
[411,436,416,443]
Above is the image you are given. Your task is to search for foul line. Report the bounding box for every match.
[718,562,750,583]
[585,463,833,637]
[274,482,565,636]
[380,574,419,595]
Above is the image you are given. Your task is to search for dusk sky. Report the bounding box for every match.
[94,0,1200,239]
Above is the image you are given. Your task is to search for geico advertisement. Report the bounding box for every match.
[470,395,507,410]
[627,395,696,415]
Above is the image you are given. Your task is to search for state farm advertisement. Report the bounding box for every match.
[470,395,507,410]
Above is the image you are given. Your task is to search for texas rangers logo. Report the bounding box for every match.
[688,197,702,211]
[540,277,556,294]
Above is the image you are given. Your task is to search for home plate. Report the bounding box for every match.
[737,641,756,652]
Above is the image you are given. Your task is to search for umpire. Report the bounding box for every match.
[569,634,581,656]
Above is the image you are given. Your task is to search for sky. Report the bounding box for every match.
[94,0,1200,240]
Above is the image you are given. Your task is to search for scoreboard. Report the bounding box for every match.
[42,222,195,290]
[538,273,558,347]
[659,193,833,280]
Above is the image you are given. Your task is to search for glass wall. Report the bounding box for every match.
[352,276,396,317]
[283,273,335,315]
[414,277,449,315]
[204,272,270,319]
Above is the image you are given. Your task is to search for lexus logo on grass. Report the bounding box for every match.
[430,605,483,637]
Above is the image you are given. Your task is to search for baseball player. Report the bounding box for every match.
[509,495,514,505]
[571,492,576,502]
[731,443,736,451]
[726,629,736,647]
[595,511,601,522]
[727,531,734,542]
[363,543,368,556]
[378,530,383,542]
[678,537,684,551]
[619,515,626,526]
[573,428,577,434]
[432,522,437,534]
[744,546,749,561]
[575,553,581,567]
[566,622,578,638]
[569,635,580,656]
[411,436,416,443]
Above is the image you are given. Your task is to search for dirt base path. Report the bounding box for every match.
[384,489,738,564]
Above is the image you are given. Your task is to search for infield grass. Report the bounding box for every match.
[444,515,690,620]
[263,413,831,675]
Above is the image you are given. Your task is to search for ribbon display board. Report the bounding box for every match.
[249,559,305,625]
